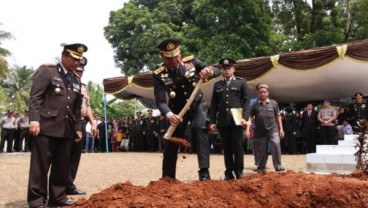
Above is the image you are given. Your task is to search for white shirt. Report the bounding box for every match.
[86,122,92,134]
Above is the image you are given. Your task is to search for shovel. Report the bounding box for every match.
[163,79,204,148]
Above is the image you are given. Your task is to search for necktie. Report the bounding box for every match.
[308,111,311,117]
[226,78,230,86]
[66,72,71,84]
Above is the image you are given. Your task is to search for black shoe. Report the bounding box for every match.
[275,167,285,172]
[66,189,86,195]
[235,171,243,179]
[31,205,45,208]
[224,171,235,181]
[48,200,75,207]
[256,169,266,173]
[198,169,211,181]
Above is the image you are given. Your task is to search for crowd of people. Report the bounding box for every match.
[0,109,30,153]
[92,112,169,153]
[1,95,360,157]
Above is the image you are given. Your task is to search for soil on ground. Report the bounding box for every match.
[73,171,368,208]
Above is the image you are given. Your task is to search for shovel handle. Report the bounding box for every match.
[163,79,204,140]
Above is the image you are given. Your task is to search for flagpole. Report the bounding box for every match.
[103,93,109,152]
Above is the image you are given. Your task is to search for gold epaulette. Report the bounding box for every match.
[182,55,194,62]
[154,66,166,75]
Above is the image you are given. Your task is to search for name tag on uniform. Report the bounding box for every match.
[53,77,63,82]
[72,83,80,92]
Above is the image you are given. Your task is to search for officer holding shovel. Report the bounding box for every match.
[153,38,220,181]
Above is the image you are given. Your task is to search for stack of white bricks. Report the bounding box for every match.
[306,135,358,173]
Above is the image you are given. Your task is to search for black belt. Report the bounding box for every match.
[2,128,15,131]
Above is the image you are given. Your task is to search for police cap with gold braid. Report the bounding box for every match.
[157,38,181,57]
[61,43,88,60]
[354,92,364,99]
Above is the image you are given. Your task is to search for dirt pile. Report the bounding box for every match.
[73,171,368,208]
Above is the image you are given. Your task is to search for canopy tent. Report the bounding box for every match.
[103,39,368,108]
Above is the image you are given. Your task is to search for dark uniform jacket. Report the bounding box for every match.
[132,118,145,133]
[29,64,82,139]
[209,77,250,128]
[348,102,368,122]
[144,117,157,134]
[153,55,220,115]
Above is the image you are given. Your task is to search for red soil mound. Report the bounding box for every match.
[73,171,368,208]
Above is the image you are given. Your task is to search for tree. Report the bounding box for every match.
[104,0,273,75]
[87,81,139,118]
[0,25,13,79]
[348,0,368,40]
[1,65,34,112]
[270,0,368,52]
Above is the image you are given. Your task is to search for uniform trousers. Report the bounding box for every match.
[163,101,210,179]
[16,127,31,151]
[253,132,282,171]
[218,126,245,175]
[67,119,87,192]
[321,126,336,145]
[146,133,155,152]
[132,132,144,151]
[0,128,15,152]
[27,135,74,207]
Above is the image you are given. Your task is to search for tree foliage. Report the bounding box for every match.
[105,0,368,75]
[104,0,274,75]
[0,65,34,112]
[270,0,368,52]
[86,81,138,119]
[0,25,13,79]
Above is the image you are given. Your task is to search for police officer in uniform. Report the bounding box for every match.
[132,111,145,151]
[27,43,85,208]
[348,92,368,132]
[16,109,31,152]
[0,109,16,152]
[209,58,250,180]
[66,57,96,196]
[153,38,220,181]
[144,109,157,151]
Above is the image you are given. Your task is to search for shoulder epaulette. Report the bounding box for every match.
[182,55,194,62]
[235,77,244,80]
[154,66,166,75]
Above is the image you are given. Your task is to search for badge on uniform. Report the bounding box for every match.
[55,84,62,94]
[184,67,195,78]
[169,91,176,99]
[161,73,173,86]
[72,83,80,93]
[53,77,63,82]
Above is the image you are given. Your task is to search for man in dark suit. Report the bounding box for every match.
[209,58,250,180]
[301,103,318,153]
[27,43,86,208]
[153,38,220,181]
